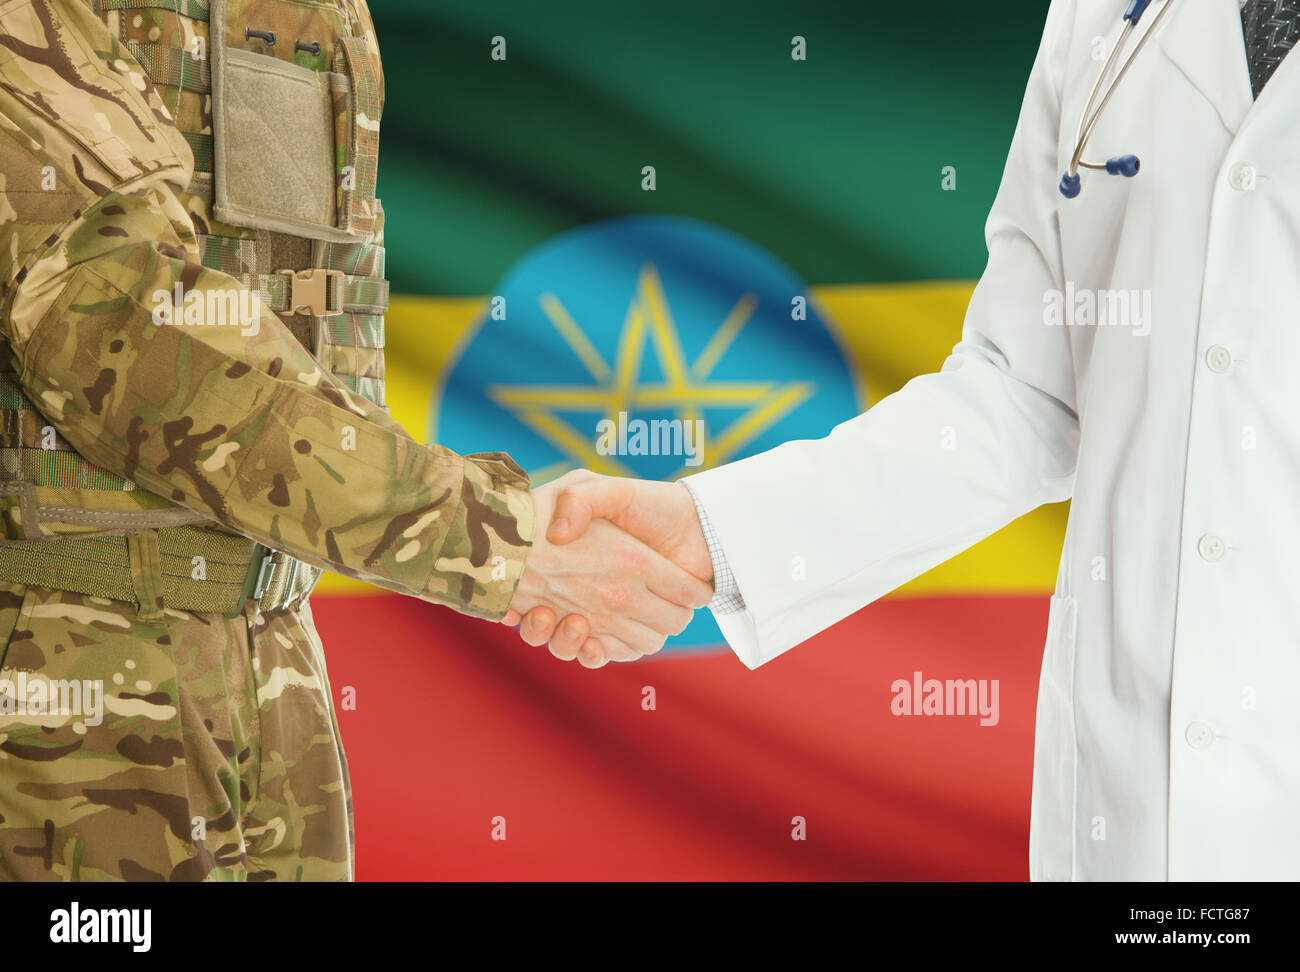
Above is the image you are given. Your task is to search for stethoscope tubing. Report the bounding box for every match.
[1062,0,1177,194]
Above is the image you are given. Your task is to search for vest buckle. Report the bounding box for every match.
[276,268,343,317]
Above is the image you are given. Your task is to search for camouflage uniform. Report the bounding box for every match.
[0,0,534,880]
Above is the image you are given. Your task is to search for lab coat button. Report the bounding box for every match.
[1185,722,1214,750]
[1197,534,1225,561]
[1228,162,1256,191]
[1205,345,1232,373]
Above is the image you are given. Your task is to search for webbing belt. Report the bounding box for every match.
[0,525,316,619]
[98,0,212,18]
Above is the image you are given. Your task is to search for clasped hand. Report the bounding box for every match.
[505,471,713,668]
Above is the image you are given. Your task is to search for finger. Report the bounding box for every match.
[594,613,676,657]
[501,609,522,626]
[548,636,581,662]
[593,574,692,647]
[519,605,559,648]
[641,543,714,611]
[576,639,609,669]
[599,568,696,645]
[547,477,637,545]
[581,634,642,663]
[547,613,590,660]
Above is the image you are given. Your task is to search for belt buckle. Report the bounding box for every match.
[253,550,277,600]
[232,542,268,618]
[276,268,343,317]
[251,548,300,613]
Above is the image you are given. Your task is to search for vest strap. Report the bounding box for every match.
[245,268,389,317]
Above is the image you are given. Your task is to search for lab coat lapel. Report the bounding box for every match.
[1154,0,1253,135]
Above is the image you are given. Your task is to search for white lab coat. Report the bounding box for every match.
[683,0,1300,881]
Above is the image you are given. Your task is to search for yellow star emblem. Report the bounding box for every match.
[487,263,815,482]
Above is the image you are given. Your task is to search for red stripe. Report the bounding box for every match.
[313,593,1049,880]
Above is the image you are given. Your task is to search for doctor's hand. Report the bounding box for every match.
[508,472,714,668]
[504,471,713,665]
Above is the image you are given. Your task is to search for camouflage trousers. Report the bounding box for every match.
[0,583,353,881]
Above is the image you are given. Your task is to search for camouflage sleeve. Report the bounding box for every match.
[0,0,533,620]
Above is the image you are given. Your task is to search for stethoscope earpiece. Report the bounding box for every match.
[1105,155,1141,177]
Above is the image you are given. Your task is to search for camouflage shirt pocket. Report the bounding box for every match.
[0,0,192,188]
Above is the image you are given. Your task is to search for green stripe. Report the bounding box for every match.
[372,0,1047,295]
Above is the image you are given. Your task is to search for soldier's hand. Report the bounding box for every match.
[504,471,714,666]
[507,472,714,668]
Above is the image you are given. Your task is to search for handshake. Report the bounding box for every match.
[502,470,715,668]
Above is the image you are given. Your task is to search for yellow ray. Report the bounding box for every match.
[693,293,758,381]
[540,292,612,384]
[638,266,693,391]
[487,385,619,410]
[706,382,816,467]
[631,382,774,408]
[612,303,646,408]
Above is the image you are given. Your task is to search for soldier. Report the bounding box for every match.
[0,0,712,881]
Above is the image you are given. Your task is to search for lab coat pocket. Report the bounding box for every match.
[1028,593,1078,881]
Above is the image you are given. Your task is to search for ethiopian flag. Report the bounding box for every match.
[312,0,1065,879]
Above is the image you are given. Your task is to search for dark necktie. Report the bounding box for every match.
[1242,0,1300,97]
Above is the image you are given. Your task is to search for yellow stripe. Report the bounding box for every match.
[816,281,1067,597]
[315,283,1067,598]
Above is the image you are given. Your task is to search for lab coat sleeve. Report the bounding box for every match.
[682,0,1080,669]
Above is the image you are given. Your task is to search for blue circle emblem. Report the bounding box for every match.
[434,215,859,648]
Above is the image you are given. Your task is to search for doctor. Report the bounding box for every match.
[507,0,1300,881]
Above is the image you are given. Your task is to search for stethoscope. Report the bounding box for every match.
[1060,0,1177,198]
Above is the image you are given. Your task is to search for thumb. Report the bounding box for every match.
[546,476,635,545]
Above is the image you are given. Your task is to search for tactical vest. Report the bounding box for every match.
[0,0,389,618]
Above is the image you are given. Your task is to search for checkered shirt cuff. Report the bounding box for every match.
[682,480,747,615]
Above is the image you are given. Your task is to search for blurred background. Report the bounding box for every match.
[311,0,1067,879]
